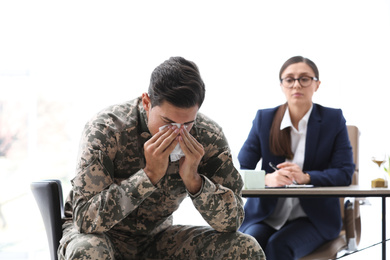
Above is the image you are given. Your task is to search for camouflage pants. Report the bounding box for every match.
[58,224,265,260]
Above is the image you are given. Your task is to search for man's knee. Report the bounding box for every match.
[234,232,265,259]
[207,231,265,260]
[59,232,116,260]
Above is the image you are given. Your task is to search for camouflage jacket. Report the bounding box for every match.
[63,97,244,237]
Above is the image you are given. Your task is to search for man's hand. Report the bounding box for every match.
[178,126,204,194]
[144,125,180,184]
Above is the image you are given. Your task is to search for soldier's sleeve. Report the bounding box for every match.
[70,119,156,234]
[190,129,244,232]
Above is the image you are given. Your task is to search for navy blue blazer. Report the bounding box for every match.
[238,104,355,240]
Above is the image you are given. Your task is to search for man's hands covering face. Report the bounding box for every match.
[144,125,180,184]
[177,126,204,194]
[143,124,204,195]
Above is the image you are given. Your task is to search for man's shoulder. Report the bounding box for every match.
[194,112,223,135]
[89,97,142,132]
[96,97,140,116]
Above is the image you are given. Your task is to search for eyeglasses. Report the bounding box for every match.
[280,76,318,89]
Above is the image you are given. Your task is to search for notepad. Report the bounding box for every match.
[265,184,314,189]
[285,184,314,188]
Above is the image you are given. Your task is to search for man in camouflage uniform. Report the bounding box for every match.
[58,57,265,260]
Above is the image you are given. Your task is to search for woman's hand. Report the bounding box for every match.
[265,162,310,187]
[277,162,310,185]
[265,168,295,187]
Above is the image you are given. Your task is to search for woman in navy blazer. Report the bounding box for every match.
[238,56,355,259]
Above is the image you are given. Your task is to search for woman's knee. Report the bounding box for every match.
[265,235,292,259]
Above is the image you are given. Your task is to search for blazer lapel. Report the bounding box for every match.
[304,104,322,171]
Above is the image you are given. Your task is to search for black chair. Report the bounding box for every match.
[31,179,64,260]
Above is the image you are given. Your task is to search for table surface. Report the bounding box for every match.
[241,184,390,260]
[242,185,390,197]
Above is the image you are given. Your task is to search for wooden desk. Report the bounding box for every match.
[242,185,390,260]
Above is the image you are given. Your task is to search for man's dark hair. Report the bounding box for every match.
[148,57,205,108]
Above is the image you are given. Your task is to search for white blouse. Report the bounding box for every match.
[264,105,313,230]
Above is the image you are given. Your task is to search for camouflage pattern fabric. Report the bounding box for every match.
[58,97,265,259]
[59,223,264,259]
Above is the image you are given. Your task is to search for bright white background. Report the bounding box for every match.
[1,0,390,259]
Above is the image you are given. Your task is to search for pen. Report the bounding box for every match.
[269,162,298,185]
[269,162,279,171]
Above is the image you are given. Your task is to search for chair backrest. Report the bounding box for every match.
[31,179,64,260]
[339,125,360,221]
[347,125,359,185]
[299,125,361,260]
[344,125,361,244]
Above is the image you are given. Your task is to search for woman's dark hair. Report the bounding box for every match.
[279,56,319,81]
[270,56,319,159]
[269,103,293,159]
[148,57,205,108]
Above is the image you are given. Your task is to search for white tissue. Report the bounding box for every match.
[159,123,185,162]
